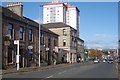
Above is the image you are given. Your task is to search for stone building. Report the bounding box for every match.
[2,2,58,69]
[40,26,59,65]
[2,5,39,69]
[77,38,84,62]
[41,22,77,63]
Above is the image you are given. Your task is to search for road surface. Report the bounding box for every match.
[2,62,119,79]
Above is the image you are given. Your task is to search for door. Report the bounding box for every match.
[19,49,23,68]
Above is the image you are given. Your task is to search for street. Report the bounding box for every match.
[2,62,119,79]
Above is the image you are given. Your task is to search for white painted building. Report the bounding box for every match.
[43,1,80,37]
[43,1,66,24]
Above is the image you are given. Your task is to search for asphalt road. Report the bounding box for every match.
[2,62,119,79]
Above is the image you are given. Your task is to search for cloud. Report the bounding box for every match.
[95,34,118,39]
[85,40,118,49]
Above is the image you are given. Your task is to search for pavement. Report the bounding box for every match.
[118,63,120,80]
[2,63,72,75]
[2,62,86,75]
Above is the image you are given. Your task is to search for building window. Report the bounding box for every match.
[48,34,51,47]
[63,29,66,36]
[54,38,57,46]
[8,23,13,38]
[40,32,44,44]
[63,39,66,46]
[8,48,13,63]
[28,29,32,41]
[20,26,24,40]
[28,49,33,61]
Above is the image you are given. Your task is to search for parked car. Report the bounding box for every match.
[94,59,99,64]
[108,59,113,64]
[103,59,106,63]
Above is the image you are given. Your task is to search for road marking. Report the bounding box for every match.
[63,70,67,73]
[70,68,76,71]
[46,75,53,78]
[58,72,62,74]
[58,70,67,75]
[40,78,46,80]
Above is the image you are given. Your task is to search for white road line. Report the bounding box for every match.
[58,72,62,74]
[63,70,67,73]
[58,70,67,75]
[46,75,53,78]
[40,78,46,80]
[70,68,76,71]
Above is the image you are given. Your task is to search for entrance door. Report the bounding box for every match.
[19,49,24,68]
[48,50,51,65]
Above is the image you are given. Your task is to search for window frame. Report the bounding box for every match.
[63,39,66,46]
[28,29,33,41]
[63,29,67,36]
[8,23,13,39]
[20,26,24,40]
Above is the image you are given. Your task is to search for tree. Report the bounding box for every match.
[88,49,97,58]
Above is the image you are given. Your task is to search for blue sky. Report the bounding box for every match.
[2,2,118,49]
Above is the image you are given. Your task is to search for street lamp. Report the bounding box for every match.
[38,5,42,67]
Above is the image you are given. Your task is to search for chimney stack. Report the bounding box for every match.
[7,2,23,17]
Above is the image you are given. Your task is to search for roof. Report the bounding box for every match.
[23,17,39,27]
[41,22,77,32]
[66,4,80,12]
[77,37,84,43]
[41,22,76,31]
[43,1,65,6]
[2,6,38,27]
[40,26,59,36]
[1,6,58,36]
[42,2,80,12]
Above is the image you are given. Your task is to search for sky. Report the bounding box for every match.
[2,2,118,49]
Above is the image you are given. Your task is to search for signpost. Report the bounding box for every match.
[14,40,19,70]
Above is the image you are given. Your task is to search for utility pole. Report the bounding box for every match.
[38,7,41,67]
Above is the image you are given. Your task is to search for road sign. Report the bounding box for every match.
[16,55,20,63]
[28,46,33,49]
[14,40,19,44]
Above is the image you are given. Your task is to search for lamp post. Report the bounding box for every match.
[38,5,42,67]
[38,18,41,67]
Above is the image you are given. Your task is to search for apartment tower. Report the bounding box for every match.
[43,1,80,37]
